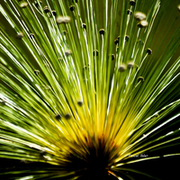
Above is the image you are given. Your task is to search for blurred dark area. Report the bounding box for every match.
[0,152,180,180]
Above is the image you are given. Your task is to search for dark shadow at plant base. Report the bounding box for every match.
[0,154,180,180]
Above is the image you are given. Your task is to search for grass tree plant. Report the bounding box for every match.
[0,0,180,179]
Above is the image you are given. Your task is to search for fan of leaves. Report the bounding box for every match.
[0,0,180,179]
